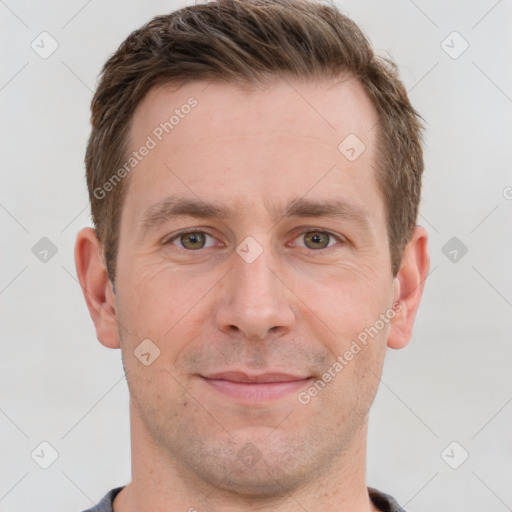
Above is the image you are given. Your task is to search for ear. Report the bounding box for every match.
[387,226,430,350]
[74,227,120,349]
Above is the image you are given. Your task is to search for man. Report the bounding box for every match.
[74,0,429,510]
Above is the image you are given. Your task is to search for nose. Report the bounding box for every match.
[213,242,295,342]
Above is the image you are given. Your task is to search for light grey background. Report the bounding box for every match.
[1,1,511,511]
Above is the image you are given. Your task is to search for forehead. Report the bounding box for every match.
[122,77,382,227]
[129,77,378,150]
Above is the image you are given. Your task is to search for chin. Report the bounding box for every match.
[210,462,307,500]
[189,435,316,499]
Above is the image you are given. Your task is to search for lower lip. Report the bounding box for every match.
[201,377,310,403]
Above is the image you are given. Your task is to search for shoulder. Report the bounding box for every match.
[79,486,125,512]
[368,487,408,512]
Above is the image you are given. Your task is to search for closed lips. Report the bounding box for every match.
[202,371,310,383]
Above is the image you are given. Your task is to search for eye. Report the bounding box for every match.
[166,231,217,250]
[164,229,344,252]
[291,230,344,250]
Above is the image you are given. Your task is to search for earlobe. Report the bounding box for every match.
[387,226,430,350]
[74,227,120,349]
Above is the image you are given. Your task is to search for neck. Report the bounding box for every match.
[114,401,379,512]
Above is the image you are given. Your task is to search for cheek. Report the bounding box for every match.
[302,265,393,400]
[307,263,393,341]
[115,261,220,373]
[118,261,201,325]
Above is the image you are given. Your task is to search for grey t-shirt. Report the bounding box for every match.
[81,486,407,512]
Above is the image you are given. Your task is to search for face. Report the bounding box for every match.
[113,78,398,495]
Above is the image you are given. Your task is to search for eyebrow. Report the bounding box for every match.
[140,195,370,232]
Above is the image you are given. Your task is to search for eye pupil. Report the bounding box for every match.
[304,232,329,249]
[181,232,205,249]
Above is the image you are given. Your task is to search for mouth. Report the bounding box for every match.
[200,371,312,403]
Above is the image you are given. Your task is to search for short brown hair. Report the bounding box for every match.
[85,0,424,282]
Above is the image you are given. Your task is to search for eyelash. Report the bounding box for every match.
[164,228,345,253]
